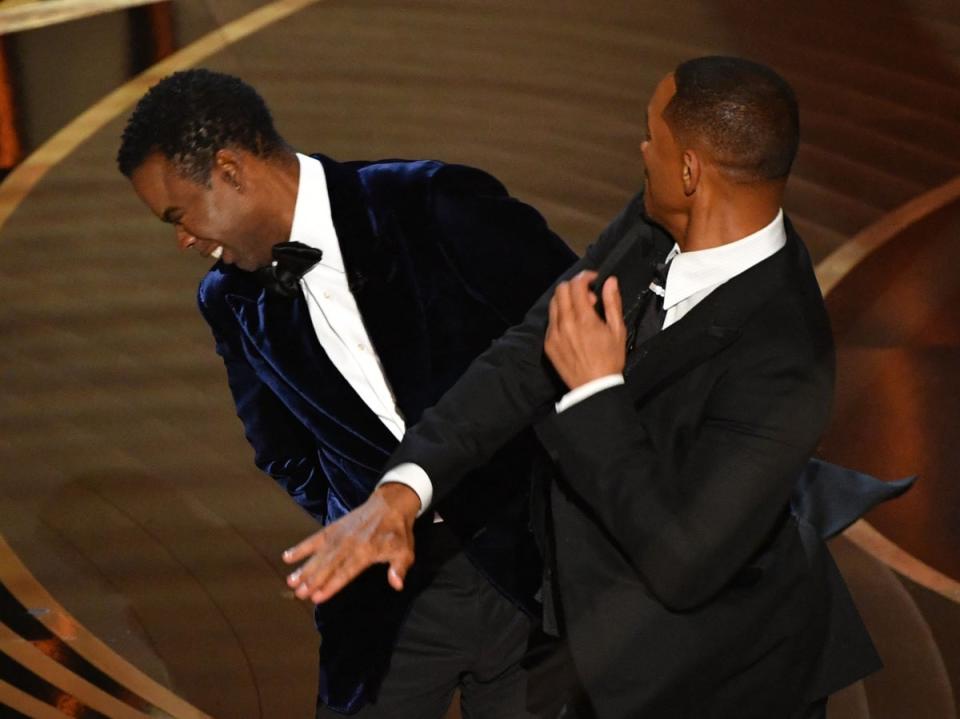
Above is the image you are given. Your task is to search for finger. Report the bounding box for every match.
[387,566,405,592]
[602,277,625,333]
[296,550,349,600]
[291,554,335,598]
[568,273,596,316]
[289,536,350,595]
[386,545,416,592]
[309,551,372,603]
[547,288,560,334]
[553,281,574,325]
[286,567,302,588]
[282,532,323,565]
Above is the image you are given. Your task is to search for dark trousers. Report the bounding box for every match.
[315,535,565,719]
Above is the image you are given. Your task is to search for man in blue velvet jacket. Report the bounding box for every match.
[118,69,576,717]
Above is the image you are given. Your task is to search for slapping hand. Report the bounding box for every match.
[282,482,421,603]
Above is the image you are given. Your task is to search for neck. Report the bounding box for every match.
[258,149,302,247]
[675,179,784,252]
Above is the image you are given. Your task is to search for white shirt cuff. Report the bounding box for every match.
[555,374,625,413]
[377,463,433,518]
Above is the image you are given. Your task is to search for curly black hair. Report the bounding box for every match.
[665,57,799,183]
[117,68,286,183]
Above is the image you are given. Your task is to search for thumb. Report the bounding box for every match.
[387,555,413,591]
[387,565,405,591]
[386,543,415,592]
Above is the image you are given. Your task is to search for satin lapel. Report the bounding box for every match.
[317,154,431,424]
[225,287,398,457]
[625,228,798,402]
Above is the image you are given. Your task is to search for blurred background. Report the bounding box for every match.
[0,1,957,716]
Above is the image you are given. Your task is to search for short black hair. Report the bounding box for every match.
[664,56,799,182]
[117,68,286,183]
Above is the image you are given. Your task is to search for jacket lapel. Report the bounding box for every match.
[317,154,432,424]
[225,285,398,459]
[625,311,741,402]
[625,225,801,402]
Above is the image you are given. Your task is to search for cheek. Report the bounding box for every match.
[199,195,239,239]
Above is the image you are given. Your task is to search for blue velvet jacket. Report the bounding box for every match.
[197,154,576,712]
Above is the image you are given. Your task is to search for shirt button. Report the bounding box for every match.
[358,343,366,352]
[323,291,331,299]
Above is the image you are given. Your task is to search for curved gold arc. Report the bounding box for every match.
[0,678,71,719]
[0,0,956,625]
[0,535,211,718]
[0,0,324,233]
[815,174,960,297]
[815,174,960,605]
[0,623,150,718]
[843,520,960,603]
[0,0,161,35]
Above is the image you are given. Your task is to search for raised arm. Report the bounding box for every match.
[282,192,660,602]
[540,319,833,610]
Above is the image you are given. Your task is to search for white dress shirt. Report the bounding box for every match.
[290,154,436,514]
[554,209,787,411]
[386,209,788,513]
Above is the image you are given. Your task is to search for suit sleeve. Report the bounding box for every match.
[198,273,329,520]
[540,306,835,611]
[387,190,648,502]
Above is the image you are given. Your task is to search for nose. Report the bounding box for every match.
[175,225,196,251]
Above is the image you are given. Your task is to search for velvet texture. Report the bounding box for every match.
[197,155,576,713]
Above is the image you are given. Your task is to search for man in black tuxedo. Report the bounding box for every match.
[117,69,577,717]
[283,57,883,718]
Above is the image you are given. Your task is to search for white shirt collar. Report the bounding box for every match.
[662,209,786,311]
[288,152,344,273]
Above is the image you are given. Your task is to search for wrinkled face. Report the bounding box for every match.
[640,73,687,229]
[130,152,273,271]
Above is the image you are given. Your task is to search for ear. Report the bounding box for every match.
[214,148,243,191]
[682,150,700,196]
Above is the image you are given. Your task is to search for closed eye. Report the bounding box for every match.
[161,207,184,225]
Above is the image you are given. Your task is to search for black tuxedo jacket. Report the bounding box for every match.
[388,192,881,717]
[196,154,576,712]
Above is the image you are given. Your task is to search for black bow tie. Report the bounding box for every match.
[256,241,324,297]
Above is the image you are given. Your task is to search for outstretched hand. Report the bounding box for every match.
[545,270,627,389]
[282,482,421,604]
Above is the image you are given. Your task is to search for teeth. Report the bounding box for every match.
[210,246,223,259]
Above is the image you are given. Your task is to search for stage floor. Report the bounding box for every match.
[0,1,958,717]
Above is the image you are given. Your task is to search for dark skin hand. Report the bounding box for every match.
[282,271,627,603]
[283,482,420,603]
[545,271,627,389]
